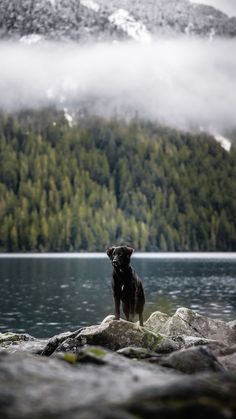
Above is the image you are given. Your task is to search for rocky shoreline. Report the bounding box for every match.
[1,307,236,418]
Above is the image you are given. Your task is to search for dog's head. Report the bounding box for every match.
[106,246,134,270]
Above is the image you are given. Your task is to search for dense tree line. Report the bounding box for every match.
[0,109,236,252]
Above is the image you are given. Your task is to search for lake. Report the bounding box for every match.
[0,253,236,338]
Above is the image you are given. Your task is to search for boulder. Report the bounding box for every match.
[124,373,236,419]
[1,308,236,418]
[144,311,170,334]
[155,335,185,353]
[117,347,158,360]
[0,332,35,343]
[101,315,116,323]
[158,346,225,374]
[0,350,236,419]
[56,346,114,366]
[0,350,179,419]
[0,332,46,355]
[55,319,162,353]
[41,329,82,356]
[146,307,236,345]
[218,345,236,373]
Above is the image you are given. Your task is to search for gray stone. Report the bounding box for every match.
[0,332,46,355]
[144,311,170,334]
[41,329,83,356]
[158,346,225,374]
[161,307,236,345]
[0,339,47,355]
[56,319,162,353]
[156,335,185,353]
[182,336,227,350]
[55,346,115,366]
[124,373,236,419]
[219,352,236,373]
[0,332,35,343]
[0,350,236,419]
[101,314,115,324]
[218,345,236,373]
[0,350,179,418]
[117,347,158,360]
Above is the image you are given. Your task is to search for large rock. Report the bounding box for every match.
[0,332,46,355]
[0,332,35,343]
[41,329,82,356]
[55,319,162,353]
[158,346,225,374]
[144,311,170,334]
[1,309,236,418]
[145,307,236,346]
[218,345,236,373]
[0,350,236,419]
[124,373,236,419]
[118,345,225,375]
[0,350,179,419]
[182,336,227,352]
[117,346,159,360]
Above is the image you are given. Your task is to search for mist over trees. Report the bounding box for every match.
[0,109,236,252]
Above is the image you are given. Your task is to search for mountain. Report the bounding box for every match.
[0,0,236,43]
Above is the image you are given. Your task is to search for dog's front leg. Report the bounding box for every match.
[114,295,121,320]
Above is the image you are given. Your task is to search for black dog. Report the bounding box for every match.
[106,246,145,326]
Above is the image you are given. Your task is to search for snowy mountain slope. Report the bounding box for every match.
[0,0,236,150]
[0,0,235,42]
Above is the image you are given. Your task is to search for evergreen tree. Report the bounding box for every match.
[0,109,236,252]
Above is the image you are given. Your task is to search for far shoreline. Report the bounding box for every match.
[0,252,236,259]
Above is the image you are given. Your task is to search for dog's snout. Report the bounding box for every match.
[112,257,119,264]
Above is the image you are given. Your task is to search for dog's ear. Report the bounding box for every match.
[124,246,134,256]
[106,247,115,258]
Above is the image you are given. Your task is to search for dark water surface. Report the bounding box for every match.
[0,254,236,338]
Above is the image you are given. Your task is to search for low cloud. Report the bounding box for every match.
[0,37,236,133]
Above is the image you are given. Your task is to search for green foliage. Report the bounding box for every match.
[0,109,236,252]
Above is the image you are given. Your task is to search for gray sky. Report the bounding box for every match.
[190,0,236,16]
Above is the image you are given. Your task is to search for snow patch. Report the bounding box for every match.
[109,9,151,43]
[20,34,43,45]
[185,22,194,35]
[208,28,216,42]
[46,87,55,100]
[64,108,74,127]
[214,134,231,152]
[80,0,100,12]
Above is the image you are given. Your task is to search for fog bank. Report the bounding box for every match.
[0,38,236,133]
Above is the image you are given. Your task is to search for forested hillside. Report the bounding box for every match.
[0,109,236,252]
